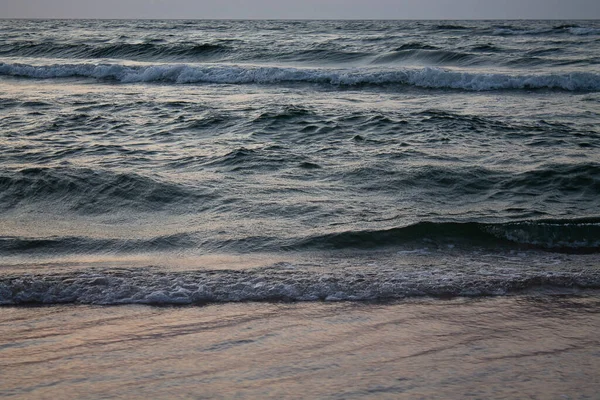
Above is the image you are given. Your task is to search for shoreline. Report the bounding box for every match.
[2,295,599,399]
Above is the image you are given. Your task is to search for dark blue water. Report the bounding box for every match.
[1,20,599,305]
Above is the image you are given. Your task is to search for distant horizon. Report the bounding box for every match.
[1,17,599,21]
[1,0,599,20]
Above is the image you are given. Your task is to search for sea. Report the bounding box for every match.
[1,19,600,398]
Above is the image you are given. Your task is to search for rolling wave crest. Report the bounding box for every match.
[1,62,599,91]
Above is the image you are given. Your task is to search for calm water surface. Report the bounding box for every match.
[2,296,600,399]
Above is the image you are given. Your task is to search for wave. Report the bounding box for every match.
[0,41,231,61]
[1,262,599,305]
[1,62,599,91]
[0,167,211,213]
[555,25,600,36]
[2,218,596,257]
[568,27,600,36]
[525,47,563,57]
[340,162,600,203]
[294,219,600,253]
[373,49,478,66]
[435,24,471,30]
[471,44,504,52]
[276,49,371,63]
[1,161,598,221]
[0,233,197,255]
[491,25,600,36]
[395,43,440,51]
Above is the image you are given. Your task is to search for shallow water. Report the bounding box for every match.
[2,295,600,399]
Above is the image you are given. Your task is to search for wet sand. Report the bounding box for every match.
[2,295,600,399]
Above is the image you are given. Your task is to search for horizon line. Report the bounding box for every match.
[1,17,598,21]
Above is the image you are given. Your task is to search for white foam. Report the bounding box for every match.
[1,260,598,305]
[1,62,599,92]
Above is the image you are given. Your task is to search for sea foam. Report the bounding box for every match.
[1,262,599,305]
[1,62,599,91]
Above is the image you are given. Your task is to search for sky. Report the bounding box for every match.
[1,0,599,20]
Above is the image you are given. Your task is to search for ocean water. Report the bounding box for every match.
[1,19,600,397]
[1,19,600,303]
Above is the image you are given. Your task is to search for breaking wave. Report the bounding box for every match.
[1,62,599,91]
[1,263,599,305]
